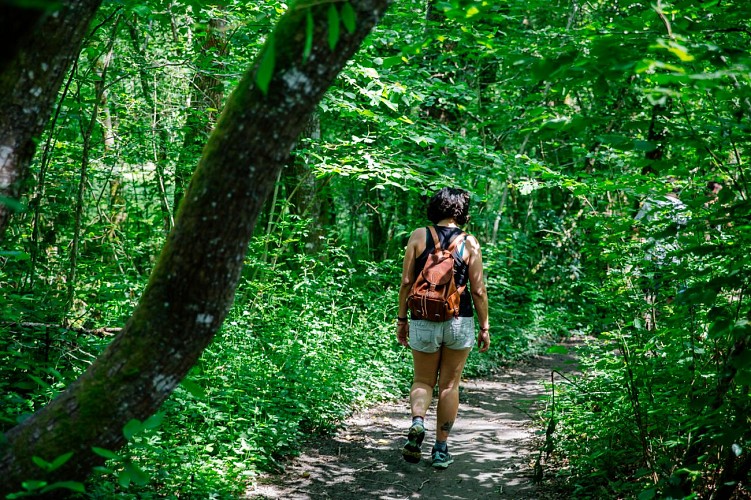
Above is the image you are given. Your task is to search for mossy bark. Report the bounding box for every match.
[0,0,103,241]
[0,0,390,493]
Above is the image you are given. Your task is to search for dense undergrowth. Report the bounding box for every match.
[5,0,751,497]
[1,225,564,498]
[540,193,751,499]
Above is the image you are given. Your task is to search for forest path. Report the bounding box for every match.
[247,344,580,499]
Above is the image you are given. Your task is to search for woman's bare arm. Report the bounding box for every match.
[466,235,490,352]
[396,228,424,346]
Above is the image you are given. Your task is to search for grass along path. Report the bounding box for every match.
[247,344,580,499]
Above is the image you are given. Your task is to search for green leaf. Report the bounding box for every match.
[303,10,314,62]
[49,451,74,471]
[341,2,356,34]
[143,412,164,430]
[633,140,658,152]
[708,318,732,339]
[181,378,206,399]
[666,42,694,62]
[0,196,25,213]
[328,4,340,50]
[41,481,85,494]
[638,487,657,500]
[0,250,30,260]
[130,3,150,17]
[382,55,403,69]
[21,480,47,491]
[32,456,51,470]
[92,447,120,460]
[27,374,50,388]
[545,345,568,354]
[123,419,144,440]
[32,451,73,472]
[256,36,275,96]
[125,461,149,486]
[118,468,132,488]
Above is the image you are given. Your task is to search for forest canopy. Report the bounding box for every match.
[1,0,750,498]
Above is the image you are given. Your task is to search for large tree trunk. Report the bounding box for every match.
[0,0,103,241]
[0,0,390,493]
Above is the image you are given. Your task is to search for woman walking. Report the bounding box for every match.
[396,187,490,468]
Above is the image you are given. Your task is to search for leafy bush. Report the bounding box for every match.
[544,192,751,498]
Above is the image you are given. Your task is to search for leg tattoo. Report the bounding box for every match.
[440,420,455,433]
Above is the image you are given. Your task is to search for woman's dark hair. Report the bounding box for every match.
[427,187,470,225]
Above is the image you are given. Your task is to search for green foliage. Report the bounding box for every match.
[6,0,751,497]
[4,451,83,498]
[341,2,356,35]
[255,36,275,95]
[84,231,414,496]
[6,479,85,499]
[327,4,340,50]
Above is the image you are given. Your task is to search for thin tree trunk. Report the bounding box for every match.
[66,18,120,318]
[492,181,509,244]
[285,113,325,253]
[0,0,391,492]
[126,14,181,231]
[26,63,79,290]
[0,0,104,241]
[175,16,228,212]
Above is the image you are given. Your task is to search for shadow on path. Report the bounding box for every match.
[248,344,580,499]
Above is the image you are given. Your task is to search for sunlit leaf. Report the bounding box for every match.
[143,412,164,430]
[125,461,149,486]
[123,419,144,440]
[546,345,568,354]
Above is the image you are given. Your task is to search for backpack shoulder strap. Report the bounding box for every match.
[427,226,441,251]
[446,231,465,253]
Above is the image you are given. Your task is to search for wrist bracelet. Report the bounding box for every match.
[397,316,408,322]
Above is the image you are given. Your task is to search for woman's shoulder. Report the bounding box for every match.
[463,233,482,251]
[409,226,429,239]
[406,227,430,249]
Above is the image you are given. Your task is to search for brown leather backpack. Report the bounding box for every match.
[407,226,466,321]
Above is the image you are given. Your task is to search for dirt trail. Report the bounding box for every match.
[248,346,579,499]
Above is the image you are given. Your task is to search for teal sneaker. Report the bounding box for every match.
[431,447,454,469]
[401,423,425,463]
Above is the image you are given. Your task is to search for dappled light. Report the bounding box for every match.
[1,0,750,498]
[252,351,578,499]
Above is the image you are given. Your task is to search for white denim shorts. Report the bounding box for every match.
[409,317,476,353]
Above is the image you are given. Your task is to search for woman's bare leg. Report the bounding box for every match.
[410,349,441,417]
[435,346,471,442]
